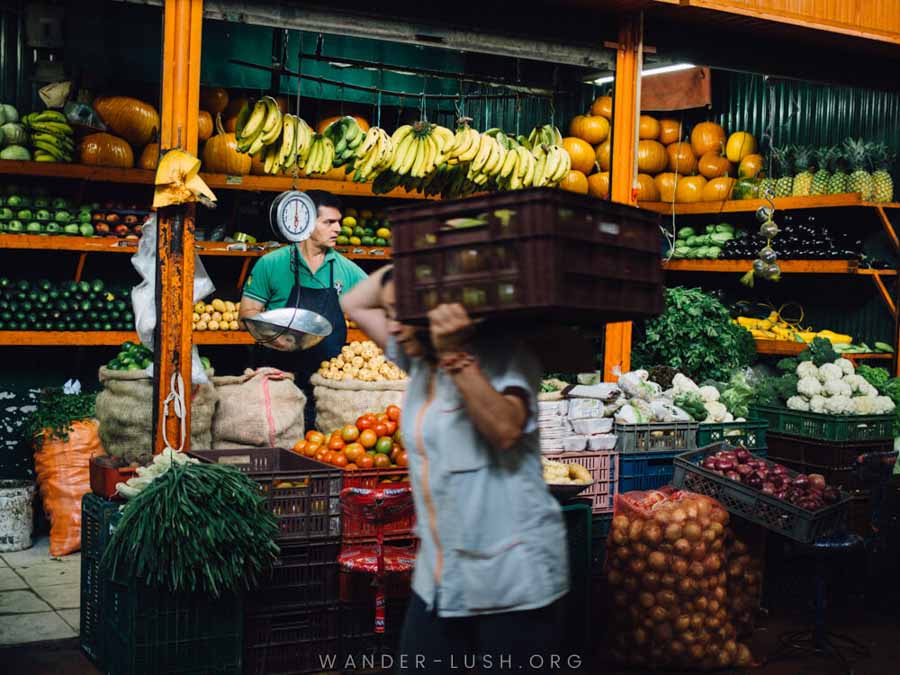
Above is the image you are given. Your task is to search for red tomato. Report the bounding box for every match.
[396,450,408,467]
[341,424,360,442]
[373,422,389,438]
[385,420,398,436]
[332,453,348,468]
[359,429,377,449]
[376,413,389,424]
[386,405,401,422]
[306,430,326,445]
[344,443,364,464]
[345,463,359,471]
[328,436,345,451]
[356,415,376,431]
[374,453,391,469]
[358,455,375,469]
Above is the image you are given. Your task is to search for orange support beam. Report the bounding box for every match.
[153,0,203,455]
[604,12,643,382]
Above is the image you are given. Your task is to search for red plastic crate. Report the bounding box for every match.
[244,606,340,675]
[342,468,416,542]
[248,540,341,610]
[542,450,618,514]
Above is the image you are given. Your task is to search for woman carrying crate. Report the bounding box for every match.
[343,266,570,674]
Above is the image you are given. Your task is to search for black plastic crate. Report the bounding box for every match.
[81,493,123,668]
[340,599,409,667]
[244,606,341,675]
[248,539,341,610]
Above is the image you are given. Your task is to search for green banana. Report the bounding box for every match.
[27,121,73,136]
[32,132,74,151]
[31,110,67,124]
[32,140,67,160]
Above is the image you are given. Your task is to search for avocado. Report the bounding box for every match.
[54,210,71,222]
[35,209,51,221]
[45,222,61,234]
[6,195,25,208]
[79,223,94,237]
[0,207,13,220]
[16,209,32,221]
[78,211,92,224]
[63,222,80,235]
[374,237,387,246]
[25,221,42,233]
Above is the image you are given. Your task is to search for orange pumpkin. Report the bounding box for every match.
[675,175,708,203]
[562,137,596,175]
[316,115,370,135]
[223,96,251,133]
[667,141,698,175]
[138,143,159,170]
[698,151,733,179]
[658,119,682,145]
[726,132,757,163]
[198,111,213,142]
[202,114,251,175]
[570,115,610,145]
[93,96,159,148]
[199,87,229,115]
[636,173,660,202]
[79,133,134,169]
[690,121,726,157]
[250,150,267,176]
[738,153,764,178]
[559,170,589,194]
[595,139,611,172]
[590,95,613,119]
[639,114,660,140]
[323,166,350,182]
[655,173,678,203]
[588,172,610,199]
[702,176,736,201]
[637,140,668,174]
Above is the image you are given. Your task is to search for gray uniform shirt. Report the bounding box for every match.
[389,337,569,618]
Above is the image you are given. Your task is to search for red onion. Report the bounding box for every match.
[736,464,753,477]
[718,459,736,472]
[724,470,739,481]
[761,482,775,495]
[809,474,826,491]
[734,448,751,464]
[792,474,810,489]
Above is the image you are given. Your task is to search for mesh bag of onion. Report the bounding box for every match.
[605,488,755,670]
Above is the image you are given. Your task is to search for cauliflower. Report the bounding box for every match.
[809,395,827,414]
[723,412,734,423]
[874,396,896,414]
[697,385,720,403]
[818,363,843,383]
[824,379,852,398]
[704,401,729,422]
[618,370,662,401]
[835,358,855,376]
[853,396,878,415]
[859,383,878,398]
[672,373,699,394]
[842,374,867,394]
[787,396,810,411]
[824,395,855,415]
[649,400,693,423]
[797,376,823,398]
[796,362,820,380]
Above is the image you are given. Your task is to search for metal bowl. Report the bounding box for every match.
[547,481,594,502]
[243,307,333,352]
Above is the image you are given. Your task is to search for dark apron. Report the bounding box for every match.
[255,245,347,430]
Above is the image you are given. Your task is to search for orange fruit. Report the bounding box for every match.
[315,450,328,463]
[358,454,375,469]
[396,451,408,467]
[359,429,377,449]
[344,442,364,464]
[332,453,348,468]
[562,137,595,175]
[386,405,401,422]
[341,424,360,442]
[374,453,391,469]
[559,170,589,194]
[345,463,359,471]
[328,436,345,451]
[356,415,376,431]
[305,443,321,458]
[306,430,325,445]
[375,437,393,455]
[321,451,334,464]
[373,422,389,438]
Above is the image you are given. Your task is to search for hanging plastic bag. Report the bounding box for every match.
[131,214,215,384]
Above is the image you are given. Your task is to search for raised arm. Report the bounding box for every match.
[341,265,392,349]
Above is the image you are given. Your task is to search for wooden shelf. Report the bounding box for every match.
[0,233,269,257]
[335,246,392,260]
[754,339,893,363]
[0,330,255,346]
[662,259,895,275]
[0,160,154,185]
[641,193,863,215]
[193,331,254,345]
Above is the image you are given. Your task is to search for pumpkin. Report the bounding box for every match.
[202,114,251,175]
[199,87,229,115]
[655,172,678,202]
[250,150,267,176]
[725,131,757,162]
[570,114,610,145]
[93,96,159,148]
[636,173,660,202]
[324,166,350,182]
[637,140,668,174]
[667,141,698,175]
[590,95,613,119]
[595,139,611,172]
[223,96,251,133]
[639,114,660,140]
[588,171,610,198]
[698,151,733,179]
[562,137,596,175]
[690,121,726,157]
[737,153,764,178]
[79,133,134,168]
[316,115,371,135]
[675,175,707,203]
[559,170,589,194]
[198,111,213,142]
[658,119,682,145]
[702,176,736,201]
[138,143,159,170]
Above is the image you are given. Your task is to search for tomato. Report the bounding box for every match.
[376,413,389,424]
[396,450,408,467]
[328,436,345,451]
[374,453,391,469]
[345,463,359,471]
[356,414,376,431]
[359,429,377,449]
[292,440,307,455]
[373,422,389,438]
[344,442,364,464]
[393,430,404,447]
[306,430,326,445]
[357,454,375,469]
[332,453,348,468]
[306,443,322,458]
[341,424,360,442]
[386,405,401,422]
[385,420,398,436]
[315,450,328,462]
[390,446,401,462]
[375,437,393,455]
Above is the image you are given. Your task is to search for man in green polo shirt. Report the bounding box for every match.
[240,190,367,428]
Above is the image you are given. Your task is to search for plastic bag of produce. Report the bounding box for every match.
[95,367,217,464]
[617,369,662,401]
[310,373,406,433]
[212,368,306,448]
[33,420,103,556]
[605,487,754,670]
[724,518,765,638]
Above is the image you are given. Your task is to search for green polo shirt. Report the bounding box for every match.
[242,245,367,309]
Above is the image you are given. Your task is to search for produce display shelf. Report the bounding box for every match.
[334,245,393,260]
[0,330,254,346]
[755,339,893,362]
[0,233,267,257]
[662,259,896,275]
[640,193,863,215]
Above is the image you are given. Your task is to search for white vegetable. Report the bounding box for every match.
[853,396,878,415]
[672,373,699,394]
[797,376,822,398]
[796,362,819,379]
[818,363,843,383]
[842,374,867,394]
[874,396,896,415]
[824,395,855,415]
[787,396,810,411]
[704,400,729,422]
[824,379,852,398]
[649,400,693,423]
[809,395,827,414]
[859,383,878,398]
[723,412,734,423]
[615,400,652,424]
[697,385,720,403]
[835,358,855,376]
[617,370,662,401]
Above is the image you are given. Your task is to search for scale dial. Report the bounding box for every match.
[269,191,317,242]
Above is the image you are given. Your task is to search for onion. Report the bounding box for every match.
[648,551,668,572]
[682,629,698,645]
[624,577,639,593]
[736,644,752,666]
[642,522,663,546]
[671,557,689,577]
[677,577,697,597]
[629,558,647,575]
[717,650,733,668]
[629,520,644,542]
[657,589,678,607]
[685,502,700,520]
[612,514,630,531]
[746,473,764,489]
[615,546,631,562]
[762,482,776,495]
[608,569,624,587]
[707,614,722,631]
[718,459,736,472]
[649,604,668,623]
[611,529,629,546]
[708,599,721,614]
[683,522,702,542]
[725,470,740,481]
[633,627,648,646]
[639,591,656,609]
[643,617,656,631]
[736,464,753,477]
[674,538,692,557]
[792,474,810,489]
[661,573,677,588]
[688,644,706,662]
[690,541,709,562]
[654,622,673,642]
[669,640,686,657]
[702,527,718,544]
[695,596,709,612]
[723,639,738,656]
[664,522,683,542]
[735,448,751,464]
[727,561,742,577]
[633,543,651,559]
[671,508,688,523]
[642,571,661,590]
[702,457,718,470]
[704,553,722,574]
[710,539,724,553]
[709,508,730,525]
[674,614,691,633]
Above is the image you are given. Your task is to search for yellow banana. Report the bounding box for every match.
[398,136,419,176]
[391,125,413,147]
[239,100,268,140]
[471,134,493,173]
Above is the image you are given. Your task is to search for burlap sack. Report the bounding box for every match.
[95,368,217,464]
[211,368,306,448]
[310,373,406,433]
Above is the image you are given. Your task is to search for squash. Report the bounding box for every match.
[138,143,159,170]
[93,96,159,148]
[79,133,134,168]
[639,114,660,140]
[658,119,682,145]
[690,121,726,157]
[202,114,251,175]
[590,95,613,119]
[655,172,678,203]
[316,115,370,135]
[637,140,668,174]
[697,151,733,179]
[725,131,757,162]
[223,96,251,133]
[562,137,596,175]
[667,141,698,175]
[702,176,736,201]
[675,175,707,203]
[198,111,213,142]
[559,170,589,194]
[570,115,609,145]
[737,153,764,178]
[588,171,610,198]
[200,87,229,115]
[636,173,660,202]
[595,139,611,172]
[250,150,267,175]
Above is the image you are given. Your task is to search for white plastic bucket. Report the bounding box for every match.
[0,480,35,552]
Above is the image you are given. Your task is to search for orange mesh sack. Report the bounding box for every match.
[605,488,755,670]
[33,420,104,556]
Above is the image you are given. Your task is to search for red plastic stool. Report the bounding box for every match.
[338,486,416,634]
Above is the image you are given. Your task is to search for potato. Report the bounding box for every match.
[200,312,211,323]
[229,320,239,330]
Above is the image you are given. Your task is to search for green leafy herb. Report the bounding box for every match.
[720,371,754,418]
[648,365,680,390]
[752,373,799,407]
[674,392,707,421]
[776,358,799,373]
[857,364,891,393]
[24,386,96,445]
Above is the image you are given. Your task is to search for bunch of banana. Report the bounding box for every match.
[390,122,442,179]
[525,124,563,150]
[303,134,336,175]
[235,96,283,155]
[443,123,482,165]
[259,114,314,175]
[530,143,571,188]
[465,129,509,187]
[22,111,74,163]
[323,116,366,167]
[501,143,537,191]
[350,126,394,183]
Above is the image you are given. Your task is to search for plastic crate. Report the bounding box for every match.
[542,450,618,513]
[614,421,699,453]
[672,443,851,544]
[342,467,415,542]
[244,606,340,675]
[620,447,768,493]
[388,188,663,326]
[248,539,341,610]
[750,405,893,443]
[189,448,342,542]
[590,513,613,575]
[339,568,413,603]
[80,493,122,668]
[697,420,768,450]
[340,599,409,666]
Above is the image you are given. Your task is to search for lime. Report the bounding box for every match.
[375,237,387,246]
[336,235,349,245]
[340,226,353,237]
[361,236,374,246]
[353,226,365,237]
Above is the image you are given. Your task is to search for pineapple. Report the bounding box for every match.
[792,145,814,196]
[844,138,874,201]
[871,143,895,203]
[827,147,849,195]
[773,145,794,198]
[809,147,832,196]
[757,154,776,198]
